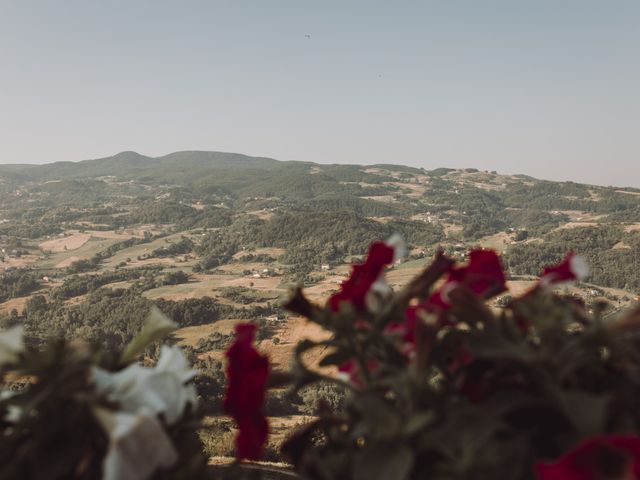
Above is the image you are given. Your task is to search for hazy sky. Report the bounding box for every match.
[1,1,639,187]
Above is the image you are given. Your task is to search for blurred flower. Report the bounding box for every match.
[0,325,24,368]
[0,390,21,423]
[427,249,506,310]
[121,306,177,364]
[92,345,196,480]
[93,407,178,480]
[337,359,380,387]
[92,345,197,425]
[329,236,404,313]
[536,435,640,480]
[224,323,269,460]
[539,252,589,287]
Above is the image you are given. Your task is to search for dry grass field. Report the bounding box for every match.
[476,232,511,251]
[39,233,92,253]
[0,295,31,314]
[175,319,243,348]
[143,273,283,302]
[40,237,124,269]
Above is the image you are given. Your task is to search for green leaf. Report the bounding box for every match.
[352,393,402,439]
[353,442,414,480]
[403,411,437,437]
[466,326,536,364]
[558,391,610,435]
[120,306,177,364]
[319,349,353,367]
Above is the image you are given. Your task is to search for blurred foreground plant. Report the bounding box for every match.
[0,307,207,480]
[225,239,640,480]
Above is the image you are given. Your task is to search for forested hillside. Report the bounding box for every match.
[1,151,639,352]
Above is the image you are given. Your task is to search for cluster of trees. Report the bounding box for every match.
[287,194,416,217]
[19,288,152,350]
[4,288,282,350]
[218,286,277,305]
[0,270,40,303]
[161,270,190,285]
[506,226,640,290]
[149,237,194,258]
[0,222,62,239]
[50,266,163,300]
[193,210,444,275]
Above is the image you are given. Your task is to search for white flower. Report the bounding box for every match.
[0,390,21,423]
[386,233,407,262]
[93,345,197,425]
[93,407,178,480]
[365,276,394,313]
[92,346,197,480]
[0,325,24,367]
[570,254,589,281]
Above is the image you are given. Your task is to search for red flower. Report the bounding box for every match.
[337,359,380,387]
[329,241,395,312]
[224,323,270,460]
[426,249,506,310]
[536,435,640,480]
[539,252,589,287]
[384,306,424,358]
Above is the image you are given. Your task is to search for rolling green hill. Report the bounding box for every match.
[2,150,640,352]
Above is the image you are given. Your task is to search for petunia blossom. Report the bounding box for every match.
[329,236,404,313]
[539,252,589,287]
[536,434,640,480]
[93,407,178,480]
[426,249,507,311]
[384,250,505,362]
[336,358,380,387]
[92,345,197,480]
[92,345,197,425]
[224,322,270,460]
[384,306,427,359]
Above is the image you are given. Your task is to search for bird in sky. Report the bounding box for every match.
[305,34,311,39]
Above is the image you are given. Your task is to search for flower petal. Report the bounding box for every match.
[535,435,640,480]
[539,252,589,287]
[329,240,396,312]
[0,325,24,367]
[224,323,270,460]
[94,407,178,480]
[92,345,197,426]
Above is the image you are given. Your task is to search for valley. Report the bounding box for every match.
[2,151,640,458]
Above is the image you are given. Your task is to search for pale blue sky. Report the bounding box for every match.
[1,1,639,186]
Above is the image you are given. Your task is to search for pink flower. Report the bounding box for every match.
[426,249,507,310]
[539,252,589,287]
[329,241,396,313]
[536,435,640,480]
[224,323,270,460]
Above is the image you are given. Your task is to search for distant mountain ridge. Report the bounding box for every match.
[0,151,300,182]
[1,150,638,193]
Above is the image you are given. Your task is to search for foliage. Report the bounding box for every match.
[231,244,640,480]
[0,269,40,303]
[50,267,163,300]
[0,315,207,480]
[150,237,194,258]
[506,226,640,290]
